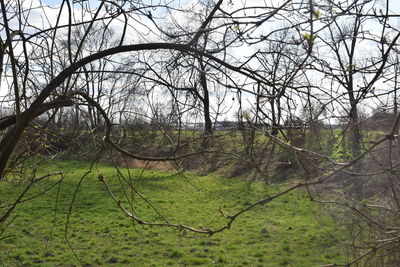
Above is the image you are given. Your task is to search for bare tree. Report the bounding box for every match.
[0,0,295,230]
[2,1,400,266]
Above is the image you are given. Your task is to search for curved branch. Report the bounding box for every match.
[0,98,74,131]
[0,42,272,179]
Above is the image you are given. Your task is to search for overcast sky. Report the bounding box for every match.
[1,0,400,121]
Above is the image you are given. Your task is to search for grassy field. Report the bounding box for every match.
[0,160,347,266]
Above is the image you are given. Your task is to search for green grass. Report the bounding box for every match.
[0,160,346,266]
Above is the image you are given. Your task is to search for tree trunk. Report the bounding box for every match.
[199,60,213,138]
[349,101,361,156]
